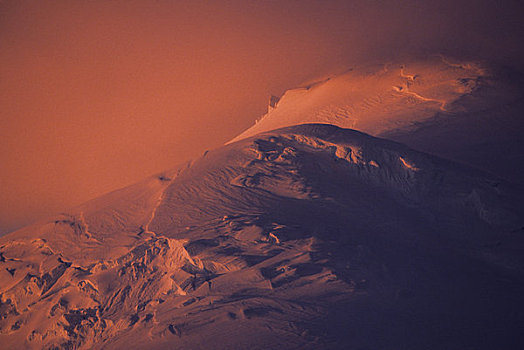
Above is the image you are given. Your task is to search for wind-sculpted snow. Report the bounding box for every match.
[231,57,491,142]
[232,57,524,184]
[1,124,524,349]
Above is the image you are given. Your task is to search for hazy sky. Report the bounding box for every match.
[1,0,523,235]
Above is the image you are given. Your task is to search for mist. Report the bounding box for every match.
[1,0,523,235]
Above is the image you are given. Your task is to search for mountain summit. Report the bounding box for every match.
[233,57,524,184]
[2,59,524,349]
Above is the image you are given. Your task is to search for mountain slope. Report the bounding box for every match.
[1,124,524,349]
[231,57,524,184]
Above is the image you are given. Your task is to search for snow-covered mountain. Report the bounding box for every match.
[2,58,524,349]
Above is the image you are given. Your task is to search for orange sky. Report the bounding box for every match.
[1,0,523,234]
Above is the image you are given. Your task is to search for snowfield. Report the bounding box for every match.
[2,58,524,349]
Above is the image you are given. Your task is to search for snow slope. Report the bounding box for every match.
[231,57,524,184]
[1,124,524,349]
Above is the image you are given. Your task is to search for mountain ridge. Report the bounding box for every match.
[231,57,524,184]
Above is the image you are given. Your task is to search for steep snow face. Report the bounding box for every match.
[1,124,523,349]
[231,57,524,183]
